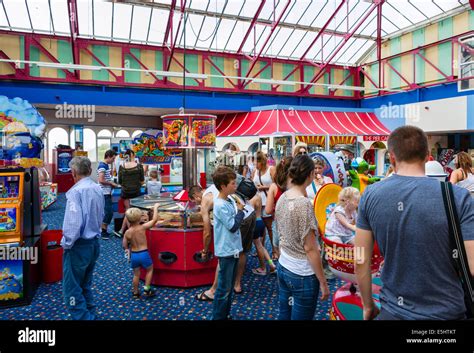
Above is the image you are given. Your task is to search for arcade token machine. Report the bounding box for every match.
[0,167,43,308]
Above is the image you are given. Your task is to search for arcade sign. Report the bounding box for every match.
[363,135,388,142]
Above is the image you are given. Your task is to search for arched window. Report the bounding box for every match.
[132,130,144,138]
[97,129,112,161]
[115,130,130,138]
[83,128,97,162]
[48,127,69,163]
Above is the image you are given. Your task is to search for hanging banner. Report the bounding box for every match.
[192,118,216,148]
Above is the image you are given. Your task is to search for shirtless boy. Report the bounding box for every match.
[122,203,160,299]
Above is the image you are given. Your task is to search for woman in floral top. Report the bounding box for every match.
[275,154,329,320]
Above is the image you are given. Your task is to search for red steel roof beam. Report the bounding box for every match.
[67,0,80,78]
[244,0,291,78]
[299,0,347,61]
[166,0,186,72]
[31,37,76,80]
[237,0,266,54]
[301,1,380,93]
[163,0,177,47]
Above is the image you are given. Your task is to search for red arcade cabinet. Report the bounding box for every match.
[130,194,217,288]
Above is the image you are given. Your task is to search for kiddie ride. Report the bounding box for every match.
[314,183,384,320]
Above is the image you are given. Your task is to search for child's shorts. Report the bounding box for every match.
[130,249,153,269]
[253,218,265,239]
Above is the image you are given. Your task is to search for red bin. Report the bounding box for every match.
[41,230,64,283]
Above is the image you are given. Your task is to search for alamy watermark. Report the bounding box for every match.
[55,102,96,122]
[379,102,421,123]
[0,246,38,264]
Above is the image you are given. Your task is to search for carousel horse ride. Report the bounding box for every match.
[314,183,384,320]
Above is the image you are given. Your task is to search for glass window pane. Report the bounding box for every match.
[98,129,112,137]
[97,138,111,161]
[112,3,132,40]
[77,0,93,37]
[93,1,112,39]
[132,130,144,138]
[130,5,152,42]
[27,0,53,32]
[48,127,69,163]
[116,130,130,138]
[4,0,31,30]
[147,8,168,44]
[50,0,70,34]
[84,128,97,162]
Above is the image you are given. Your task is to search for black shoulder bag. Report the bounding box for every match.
[441,182,474,319]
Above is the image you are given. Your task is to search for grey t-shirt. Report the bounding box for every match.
[357,174,474,320]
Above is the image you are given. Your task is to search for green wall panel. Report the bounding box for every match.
[282,63,296,93]
[304,65,315,94]
[91,45,109,81]
[210,56,224,88]
[184,54,199,87]
[413,28,425,84]
[260,62,271,91]
[125,48,141,83]
[29,45,40,77]
[58,40,73,79]
[390,36,401,89]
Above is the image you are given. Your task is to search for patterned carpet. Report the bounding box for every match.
[2,193,344,320]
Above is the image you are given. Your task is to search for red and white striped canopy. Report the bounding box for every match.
[216,109,390,137]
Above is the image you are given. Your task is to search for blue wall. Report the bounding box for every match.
[468,95,474,130]
[0,81,358,112]
[361,83,473,109]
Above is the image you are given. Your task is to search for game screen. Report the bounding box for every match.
[0,260,24,301]
[0,207,17,233]
[57,151,73,173]
[0,175,20,198]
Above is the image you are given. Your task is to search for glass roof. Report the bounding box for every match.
[0,0,470,66]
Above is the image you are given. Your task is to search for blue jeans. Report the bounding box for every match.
[212,256,239,320]
[272,220,279,248]
[103,195,113,225]
[63,238,100,320]
[277,262,320,320]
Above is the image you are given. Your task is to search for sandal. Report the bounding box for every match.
[195,291,213,302]
[252,268,267,276]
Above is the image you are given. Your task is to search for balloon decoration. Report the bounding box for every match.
[0,96,46,168]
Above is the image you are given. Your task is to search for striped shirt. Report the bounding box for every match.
[97,161,113,195]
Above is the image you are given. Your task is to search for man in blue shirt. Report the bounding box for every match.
[356,126,474,320]
[62,156,104,320]
[97,149,118,239]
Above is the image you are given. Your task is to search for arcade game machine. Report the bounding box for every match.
[51,148,75,193]
[314,184,383,320]
[0,167,43,308]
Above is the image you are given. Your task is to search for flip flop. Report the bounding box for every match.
[195,291,213,302]
[252,268,267,276]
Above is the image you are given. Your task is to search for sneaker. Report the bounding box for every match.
[113,230,123,238]
[101,231,110,240]
[143,288,156,298]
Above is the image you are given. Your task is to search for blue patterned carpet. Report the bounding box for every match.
[2,193,344,320]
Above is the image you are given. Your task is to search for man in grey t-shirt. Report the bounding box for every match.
[355,126,474,320]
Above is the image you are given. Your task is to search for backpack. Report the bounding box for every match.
[235,174,257,201]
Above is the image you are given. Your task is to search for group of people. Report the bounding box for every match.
[60,125,474,321]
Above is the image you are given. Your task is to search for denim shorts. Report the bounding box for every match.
[130,249,153,269]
